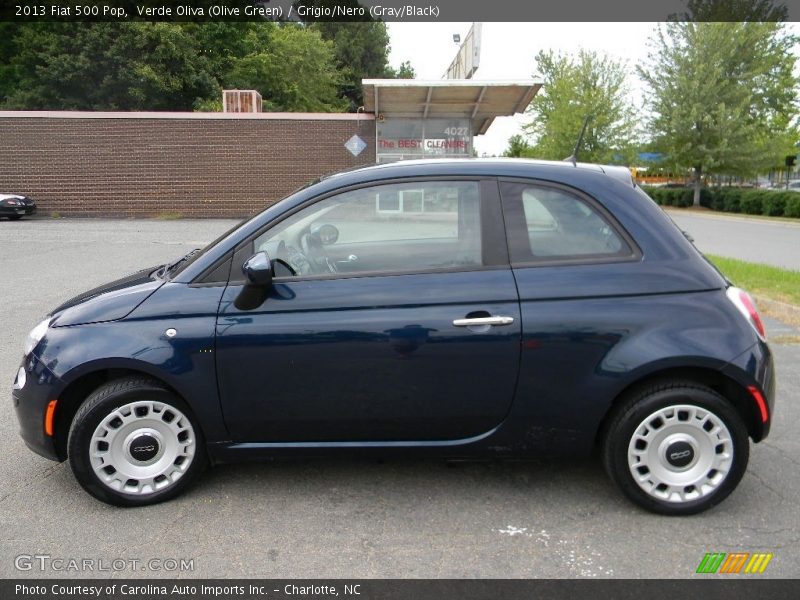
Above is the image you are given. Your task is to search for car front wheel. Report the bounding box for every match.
[68,376,206,506]
[602,382,749,515]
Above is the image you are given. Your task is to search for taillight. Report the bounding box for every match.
[726,287,766,341]
[747,386,769,423]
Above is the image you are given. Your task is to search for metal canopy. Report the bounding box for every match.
[362,79,542,135]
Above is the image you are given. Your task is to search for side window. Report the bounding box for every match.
[501,182,633,263]
[252,181,482,277]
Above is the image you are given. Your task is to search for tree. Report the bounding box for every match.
[3,23,217,110]
[522,49,638,164]
[0,23,20,102]
[639,21,799,205]
[503,134,533,157]
[225,25,346,112]
[1,21,406,113]
[181,22,257,84]
[385,60,416,80]
[310,21,415,110]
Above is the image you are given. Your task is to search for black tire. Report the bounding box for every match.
[7,215,23,220]
[67,376,207,507]
[602,381,749,515]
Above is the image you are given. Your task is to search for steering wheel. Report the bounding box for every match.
[257,239,302,276]
[272,258,298,277]
[280,245,311,275]
[299,232,337,274]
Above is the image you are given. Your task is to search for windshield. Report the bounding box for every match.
[166,179,321,278]
[163,218,247,278]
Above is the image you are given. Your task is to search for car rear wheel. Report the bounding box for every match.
[602,381,749,515]
[67,376,206,506]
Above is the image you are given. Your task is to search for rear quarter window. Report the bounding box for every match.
[501,181,635,264]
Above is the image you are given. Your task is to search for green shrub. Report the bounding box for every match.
[698,187,713,208]
[761,192,787,216]
[646,187,664,205]
[709,188,727,211]
[740,193,758,214]
[653,187,710,207]
[641,186,658,199]
[642,184,798,218]
[739,190,763,214]
[655,187,692,207]
[723,189,742,213]
[784,195,800,218]
[675,188,694,207]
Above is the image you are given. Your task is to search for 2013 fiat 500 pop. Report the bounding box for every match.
[13,159,775,513]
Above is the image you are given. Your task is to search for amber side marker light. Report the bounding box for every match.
[44,400,58,436]
[747,386,769,424]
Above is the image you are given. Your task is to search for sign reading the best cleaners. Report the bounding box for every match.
[377,118,472,158]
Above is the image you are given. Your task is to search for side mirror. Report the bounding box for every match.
[242,251,273,287]
[235,252,272,311]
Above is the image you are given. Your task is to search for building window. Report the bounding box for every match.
[376,118,472,163]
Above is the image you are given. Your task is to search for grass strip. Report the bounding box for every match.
[706,254,800,306]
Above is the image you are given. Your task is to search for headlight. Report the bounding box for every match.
[24,318,50,356]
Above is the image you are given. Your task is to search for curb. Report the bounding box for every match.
[662,207,800,227]
[753,295,800,317]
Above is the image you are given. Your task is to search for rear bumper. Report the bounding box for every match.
[12,354,63,462]
[721,339,775,441]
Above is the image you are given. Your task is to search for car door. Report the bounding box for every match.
[499,179,645,454]
[215,178,521,442]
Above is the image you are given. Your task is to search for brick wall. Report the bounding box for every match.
[0,112,376,218]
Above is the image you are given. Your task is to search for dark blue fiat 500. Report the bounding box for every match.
[13,159,774,513]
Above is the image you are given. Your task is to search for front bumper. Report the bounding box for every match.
[12,353,63,462]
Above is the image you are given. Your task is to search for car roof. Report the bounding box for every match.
[320,158,635,188]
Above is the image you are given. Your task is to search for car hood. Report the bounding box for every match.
[0,194,27,201]
[50,266,165,327]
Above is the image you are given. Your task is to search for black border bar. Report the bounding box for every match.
[3,0,800,22]
[4,579,800,600]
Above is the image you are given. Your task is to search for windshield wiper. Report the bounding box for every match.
[165,248,201,276]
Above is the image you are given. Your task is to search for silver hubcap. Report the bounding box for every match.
[627,404,733,504]
[89,400,196,495]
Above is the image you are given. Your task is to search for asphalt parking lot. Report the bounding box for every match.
[1,218,799,579]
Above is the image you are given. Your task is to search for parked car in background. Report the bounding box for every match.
[1,194,37,219]
[12,159,774,514]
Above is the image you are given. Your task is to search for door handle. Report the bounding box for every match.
[336,254,358,265]
[452,316,515,327]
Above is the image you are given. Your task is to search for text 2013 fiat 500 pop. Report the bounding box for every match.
[13,159,774,513]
